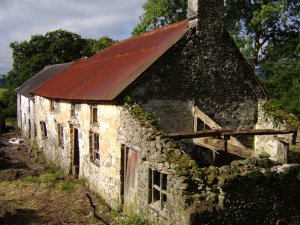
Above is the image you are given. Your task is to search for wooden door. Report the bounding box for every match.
[123,146,138,213]
[72,128,80,177]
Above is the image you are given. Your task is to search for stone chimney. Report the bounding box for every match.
[187,0,224,35]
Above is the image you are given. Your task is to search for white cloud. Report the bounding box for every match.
[0,0,147,74]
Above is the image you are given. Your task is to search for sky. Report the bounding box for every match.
[0,0,147,75]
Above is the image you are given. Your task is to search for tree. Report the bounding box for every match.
[132,0,187,36]
[133,0,299,67]
[3,30,93,117]
[91,36,118,53]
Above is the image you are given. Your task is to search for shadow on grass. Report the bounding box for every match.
[0,208,37,225]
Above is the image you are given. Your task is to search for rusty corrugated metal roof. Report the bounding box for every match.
[32,20,190,101]
[16,62,73,98]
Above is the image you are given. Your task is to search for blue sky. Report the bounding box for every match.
[0,0,147,74]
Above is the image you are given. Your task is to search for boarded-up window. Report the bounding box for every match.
[89,132,100,165]
[149,169,167,209]
[40,121,47,140]
[58,124,64,148]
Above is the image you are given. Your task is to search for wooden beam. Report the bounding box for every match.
[194,138,253,158]
[167,129,228,139]
[167,129,297,140]
[221,129,297,136]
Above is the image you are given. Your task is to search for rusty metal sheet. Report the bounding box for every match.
[32,20,190,101]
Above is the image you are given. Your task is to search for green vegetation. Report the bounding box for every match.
[1,30,117,118]
[113,212,149,225]
[262,101,300,128]
[23,169,75,191]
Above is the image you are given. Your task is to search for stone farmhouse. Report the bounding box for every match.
[16,0,298,224]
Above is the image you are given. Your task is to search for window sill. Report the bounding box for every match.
[91,160,100,167]
[148,202,168,219]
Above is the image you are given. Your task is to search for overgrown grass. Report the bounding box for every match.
[113,212,149,225]
[23,169,76,191]
[5,117,17,128]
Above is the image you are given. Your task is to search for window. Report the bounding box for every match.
[40,121,48,140]
[34,123,37,137]
[50,100,59,112]
[195,117,211,131]
[28,119,31,138]
[71,103,76,117]
[89,132,100,165]
[50,100,55,111]
[58,124,64,148]
[90,105,98,124]
[149,169,167,209]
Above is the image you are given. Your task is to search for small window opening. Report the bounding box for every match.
[91,105,98,124]
[196,117,211,131]
[71,103,75,117]
[149,169,168,209]
[58,124,64,148]
[28,119,31,138]
[34,123,37,137]
[50,100,55,112]
[40,121,48,140]
[89,132,100,165]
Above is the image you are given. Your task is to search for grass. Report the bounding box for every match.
[5,117,17,128]
[23,169,76,191]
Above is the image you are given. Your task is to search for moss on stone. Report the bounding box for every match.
[262,101,300,129]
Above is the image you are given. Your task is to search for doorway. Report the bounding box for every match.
[121,144,138,213]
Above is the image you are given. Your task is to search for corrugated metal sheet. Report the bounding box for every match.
[32,20,190,101]
[16,62,73,98]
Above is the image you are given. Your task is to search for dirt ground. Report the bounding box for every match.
[0,130,127,225]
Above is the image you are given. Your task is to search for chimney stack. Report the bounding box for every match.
[187,0,224,35]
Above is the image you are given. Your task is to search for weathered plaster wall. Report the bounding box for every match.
[79,104,122,210]
[124,27,265,135]
[18,95,35,139]
[34,96,122,209]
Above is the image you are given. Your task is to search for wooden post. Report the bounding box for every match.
[224,135,229,152]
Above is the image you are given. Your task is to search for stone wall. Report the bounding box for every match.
[189,161,300,225]
[120,103,300,225]
[119,103,201,224]
[124,26,266,136]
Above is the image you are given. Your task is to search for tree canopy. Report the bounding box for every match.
[1,30,117,117]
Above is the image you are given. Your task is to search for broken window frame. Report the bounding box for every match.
[195,117,212,131]
[90,105,98,124]
[58,124,64,148]
[89,131,100,165]
[149,169,168,209]
[40,121,48,140]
